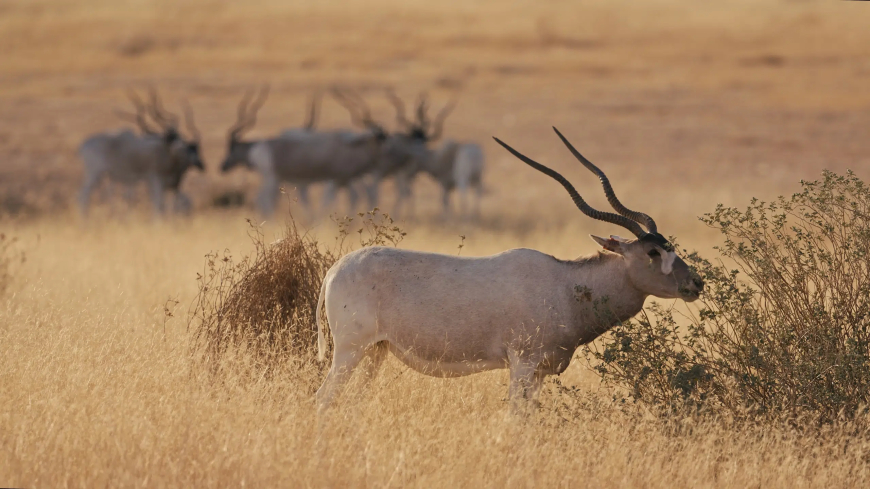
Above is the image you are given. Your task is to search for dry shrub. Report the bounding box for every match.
[589,171,870,424]
[189,210,405,374]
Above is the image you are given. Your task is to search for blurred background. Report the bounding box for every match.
[1,0,868,242]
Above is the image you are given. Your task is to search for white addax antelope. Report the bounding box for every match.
[78,88,204,217]
[220,86,391,218]
[315,127,704,413]
[384,90,484,220]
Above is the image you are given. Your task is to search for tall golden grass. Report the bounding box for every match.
[189,209,405,374]
[2,210,870,487]
[3,0,870,486]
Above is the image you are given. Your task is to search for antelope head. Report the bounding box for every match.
[117,88,204,172]
[179,99,205,172]
[221,85,270,172]
[385,89,457,144]
[379,89,459,175]
[147,87,204,172]
[494,128,704,302]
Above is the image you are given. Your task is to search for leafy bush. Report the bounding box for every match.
[189,210,404,374]
[588,171,870,423]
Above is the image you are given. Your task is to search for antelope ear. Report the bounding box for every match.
[590,235,623,254]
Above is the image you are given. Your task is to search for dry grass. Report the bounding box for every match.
[189,209,404,374]
[3,0,870,486]
[3,213,870,487]
[189,216,337,371]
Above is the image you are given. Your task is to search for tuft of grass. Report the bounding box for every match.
[588,170,870,424]
[188,210,404,375]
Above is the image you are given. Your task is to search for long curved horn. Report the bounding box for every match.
[493,136,648,238]
[427,95,458,142]
[146,87,179,130]
[119,89,160,135]
[181,99,201,142]
[228,84,269,140]
[303,89,321,130]
[331,87,383,133]
[414,92,429,130]
[552,127,657,233]
[245,84,270,129]
[385,89,412,129]
[331,87,366,127]
[227,88,255,140]
[342,88,374,123]
[114,109,158,135]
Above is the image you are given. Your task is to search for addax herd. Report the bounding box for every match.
[78,86,485,220]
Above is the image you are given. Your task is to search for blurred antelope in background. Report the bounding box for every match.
[330,87,438,213]
[220,85,328,216]
[280,87,321,141]
[385,89,484,220]
[221,86,394,218]
[77,88,204,218]
[315,127,704,414]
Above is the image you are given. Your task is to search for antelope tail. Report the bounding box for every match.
[316,274,328,362]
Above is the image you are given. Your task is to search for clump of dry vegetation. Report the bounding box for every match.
[189,210,405,374]
[589,171,870,424]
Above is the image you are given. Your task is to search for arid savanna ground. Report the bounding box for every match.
[2,0,870,486]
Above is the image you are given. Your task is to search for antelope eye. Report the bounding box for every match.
[647,249,660,258]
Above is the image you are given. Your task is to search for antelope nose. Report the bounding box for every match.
[692,277,705,291]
